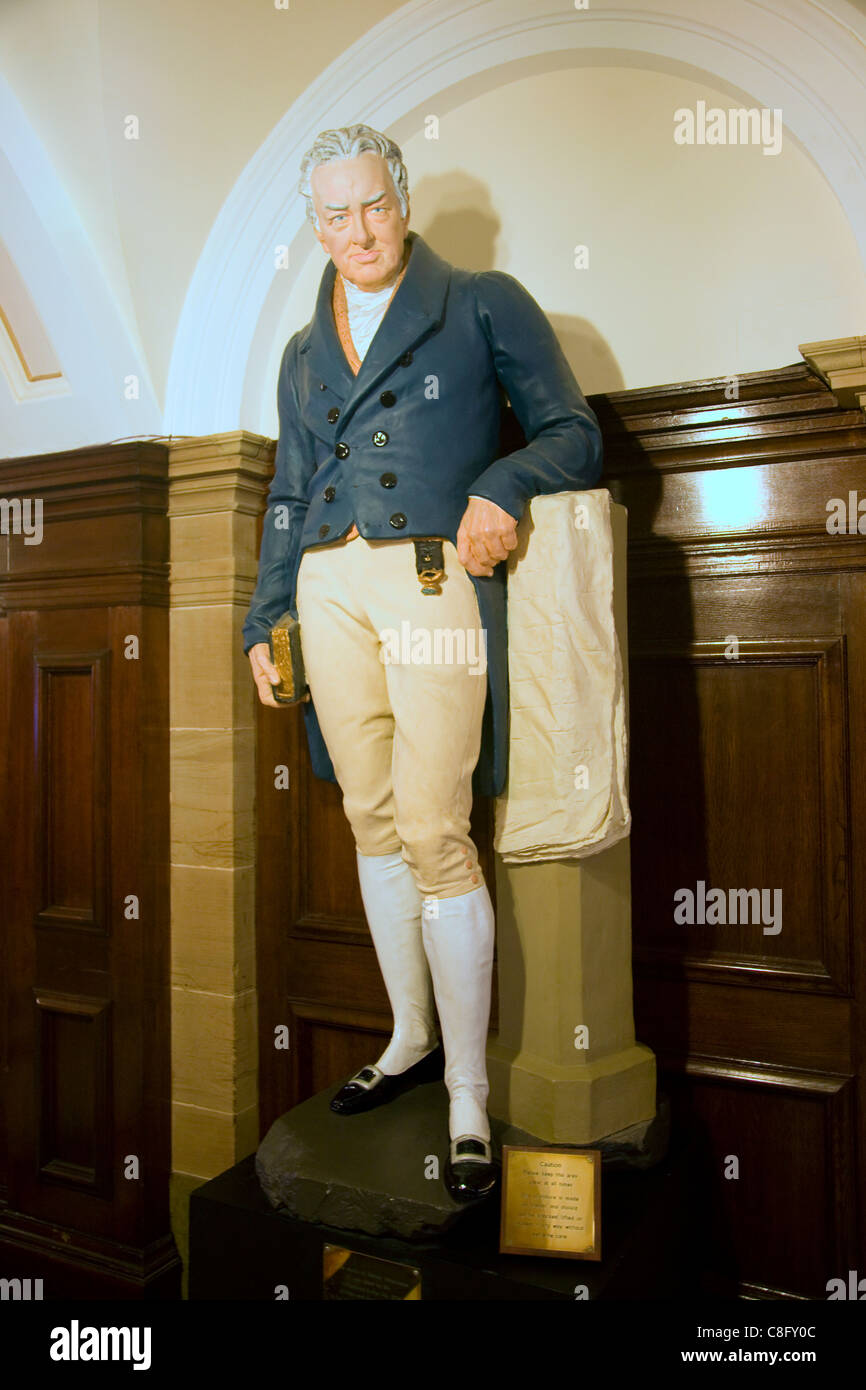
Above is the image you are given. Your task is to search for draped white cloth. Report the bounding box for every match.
[494,489,630,861]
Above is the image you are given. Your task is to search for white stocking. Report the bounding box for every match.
[421,884,495,1141]
[356,849,439,1075]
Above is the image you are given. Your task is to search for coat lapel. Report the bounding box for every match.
[299,231,451,425]
[298,254,352,398]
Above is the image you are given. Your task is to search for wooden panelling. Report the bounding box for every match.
[34,653,111,934]
[0,603,9,1208]
[34,991,111,1193]
[286,1002,392,1105]
[634,978,853,1076]
[0,444,178,1298]
[599,361,866,1297]
[629,637,850,991]
[664,1065,855,1299]
[295,740,367,940]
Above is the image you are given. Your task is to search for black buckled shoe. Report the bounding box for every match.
[330,1043,445,1115]
[444,1136,499,1202]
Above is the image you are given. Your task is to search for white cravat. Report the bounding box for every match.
[341,274,395,361]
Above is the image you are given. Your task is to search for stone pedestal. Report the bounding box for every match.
[487,502,656,1142]
[255,1071,670,1242]
[191,1119,692,1300]
[256,1075,474,1240]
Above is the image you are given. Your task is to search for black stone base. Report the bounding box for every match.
[189,1122,695,1301]
[254,1075,671,1240]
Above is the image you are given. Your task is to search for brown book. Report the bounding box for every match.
[267,610,308,705]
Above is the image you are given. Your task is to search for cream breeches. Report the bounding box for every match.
[296,535,488,898]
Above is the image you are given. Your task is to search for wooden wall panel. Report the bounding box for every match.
[0,444,178,1298]
[600,362,866,1297]
[630,637,849,991]
[35,653,110,933]
[35,992,111,1193]
[666,1065,855,1299]
[0,602,9,1208]
[287,1002,392,1105]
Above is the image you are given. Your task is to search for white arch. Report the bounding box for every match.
[165,0,866,434]
[0,75,161,457]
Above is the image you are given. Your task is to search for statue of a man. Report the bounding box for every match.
[243,124,602,1202]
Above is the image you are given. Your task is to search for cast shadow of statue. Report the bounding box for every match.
[419,185,725,1294]
[417,199,623,395]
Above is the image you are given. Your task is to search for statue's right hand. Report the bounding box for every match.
[248,642,284,708]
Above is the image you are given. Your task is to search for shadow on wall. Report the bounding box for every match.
[415,171,624,396]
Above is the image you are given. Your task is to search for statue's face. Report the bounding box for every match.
[310,150,409,292]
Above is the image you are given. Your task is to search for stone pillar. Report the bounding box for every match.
[486,503,656,1143]
[167,432,273,1209]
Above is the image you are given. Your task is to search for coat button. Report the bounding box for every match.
[399,352,413,367]
[327,407,340,423]
[389,512,407,529]
[372,430,389,447]
[319,382,327,391]
[323,486,336,502]
[379,472,397,488]
[318,524,330,538]
[335,442,350,459]
[380,391,396,407]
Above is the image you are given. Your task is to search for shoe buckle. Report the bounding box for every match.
[451,1136,492,1164]
[350,1065,383,1090]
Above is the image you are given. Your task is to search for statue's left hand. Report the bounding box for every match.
[456,497,518,577]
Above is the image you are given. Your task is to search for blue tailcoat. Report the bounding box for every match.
[242,231,603,797]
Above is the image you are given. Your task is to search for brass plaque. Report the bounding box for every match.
[322,1244,422,1300]
[500,1144,602,1260]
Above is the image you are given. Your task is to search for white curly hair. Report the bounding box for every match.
[298,124,409,230]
